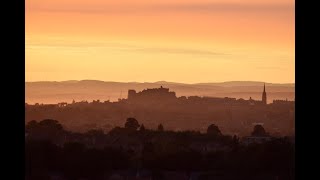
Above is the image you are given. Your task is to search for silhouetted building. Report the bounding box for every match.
[127,86,176,103]
[128,89,137,100]
[262,83,267,105]
[58,102,68,107]
[248,97,255,105]
[273,99,294,105]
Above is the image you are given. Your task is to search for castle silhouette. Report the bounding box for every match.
[127,84,268,104]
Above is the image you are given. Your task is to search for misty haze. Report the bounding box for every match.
[26,82,294,136]
[25,0,295,179]
[26,80,294,104]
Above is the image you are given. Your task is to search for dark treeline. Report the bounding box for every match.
[25,96,295,137]
[26,118,294,180]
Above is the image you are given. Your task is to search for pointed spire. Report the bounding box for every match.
[262,83,267,105]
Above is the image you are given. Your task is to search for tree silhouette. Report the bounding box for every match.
[26,119,65,144]
[124,118,140,130]
[157,124,164,131]
[86,129,105,136]
[25,119,294,180]
[142,142,155,154]
[26,120,38,132]
[109,126,126,136]
[86,129,105,145]
[38,119,63,131]
[232,135,239,147]
[251,125,269,136]
[140,124,146,131]
[207,124,222,136]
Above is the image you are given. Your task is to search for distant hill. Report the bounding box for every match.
[26,80,295,104]
[195,81,295,87]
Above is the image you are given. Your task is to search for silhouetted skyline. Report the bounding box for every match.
[25,84,295,137]
[25,80,294,104]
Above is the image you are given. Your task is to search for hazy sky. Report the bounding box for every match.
[26,0,294,83]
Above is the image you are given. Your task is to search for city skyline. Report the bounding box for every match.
[26,83,295,136]
[25,80,294,105]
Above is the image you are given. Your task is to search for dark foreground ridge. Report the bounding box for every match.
[26,118,294,180]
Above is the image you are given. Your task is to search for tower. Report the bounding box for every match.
[128,89,136,100]
[262,83,267,105]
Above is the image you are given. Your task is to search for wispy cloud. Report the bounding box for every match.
[26,42,227,56]
[257,66,287,70]
[131,47,227,56]
[26,42,138,49]
[151,3,294,13]
[27,2,294,14]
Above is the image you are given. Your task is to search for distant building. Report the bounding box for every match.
[262,83,267,105]
[127,86,176,103]
[248,97,255,105]
[58,102,68,107]
[273,99,294,105]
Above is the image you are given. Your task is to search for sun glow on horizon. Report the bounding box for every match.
[26,0,294,83]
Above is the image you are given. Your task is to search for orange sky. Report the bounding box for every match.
[26,0,294,83]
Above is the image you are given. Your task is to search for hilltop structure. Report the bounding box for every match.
[26,84,295,136]
[127,84,269,105]
[127,86,177,103]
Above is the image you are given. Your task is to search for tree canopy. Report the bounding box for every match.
[38,119,63,130]
[124,118,140,130]
[251,125,269,137]
[207,124,222,136]
[157,124,164,131]
[140,124,146,131]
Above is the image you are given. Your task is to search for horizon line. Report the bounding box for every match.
[25,79,295,85]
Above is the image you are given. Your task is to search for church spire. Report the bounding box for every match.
[262,83,267,105]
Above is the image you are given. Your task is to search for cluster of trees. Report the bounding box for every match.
[26,138,294,180]
[25,118,272,148]
[25,118,294,180]
[26,141,130,180]
[26,99,295,137]
[124,118,164,132]
[123,117,223,135]
[252,124,270,136]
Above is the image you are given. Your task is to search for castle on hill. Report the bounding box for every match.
[127,84,269,105]
[128,86,176,103]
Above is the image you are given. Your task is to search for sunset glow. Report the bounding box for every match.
[26,0,294,83]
